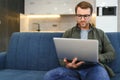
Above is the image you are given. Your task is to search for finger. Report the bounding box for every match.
[72,57,78,64]
[76,61,85,66]
[64,58,68,64]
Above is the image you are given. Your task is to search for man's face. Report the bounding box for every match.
[76,7,91,29]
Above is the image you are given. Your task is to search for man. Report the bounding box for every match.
[44,1,115,80]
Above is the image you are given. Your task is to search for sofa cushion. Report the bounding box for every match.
[106,32,120,73]
[6,32,63,71]
[0,69,47,80]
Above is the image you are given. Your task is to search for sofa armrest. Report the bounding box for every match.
[0,52,6,69]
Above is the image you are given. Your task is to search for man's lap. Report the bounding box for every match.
[44,63,110,80]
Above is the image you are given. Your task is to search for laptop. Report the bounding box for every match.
[53,38,99,63]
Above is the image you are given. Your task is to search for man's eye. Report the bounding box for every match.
[77,15,83,17]
[84,15,87,17]
[78,15,82,17]
[84,15,90,17]
[77,15,90,17]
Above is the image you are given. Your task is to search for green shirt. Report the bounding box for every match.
[61,25,115,77]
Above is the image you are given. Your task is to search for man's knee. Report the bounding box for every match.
[86,65,110,80]
[44,67,66,79]
[91,65,107,73]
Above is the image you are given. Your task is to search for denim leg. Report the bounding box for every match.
[44,67,81,80]
[78,64,110,80]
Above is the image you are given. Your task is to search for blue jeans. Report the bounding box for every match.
[44,64,110,80]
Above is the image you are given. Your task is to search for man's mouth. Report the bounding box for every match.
[80,21,86,24]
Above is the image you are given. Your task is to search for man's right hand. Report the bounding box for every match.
[64,58,84,69]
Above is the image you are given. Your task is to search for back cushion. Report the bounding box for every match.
[106,32,120,73]
[6,32,63,71]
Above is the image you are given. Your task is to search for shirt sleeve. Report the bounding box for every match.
[99,32,115,64]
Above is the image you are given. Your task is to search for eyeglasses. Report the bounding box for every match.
[76,14,91,20]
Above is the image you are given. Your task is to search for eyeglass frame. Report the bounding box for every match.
[75,14,91,20]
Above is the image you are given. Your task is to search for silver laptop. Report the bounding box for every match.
[53,38,99,63]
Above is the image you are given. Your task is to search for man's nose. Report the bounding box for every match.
[81,17,85,21]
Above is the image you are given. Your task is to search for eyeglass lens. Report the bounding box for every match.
[76,14,91,19]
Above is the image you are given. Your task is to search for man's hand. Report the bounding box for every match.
[64,58,84,69]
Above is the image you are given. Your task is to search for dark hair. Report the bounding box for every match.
[75,1,93,15]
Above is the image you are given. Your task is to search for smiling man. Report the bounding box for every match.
[44,1,115,80]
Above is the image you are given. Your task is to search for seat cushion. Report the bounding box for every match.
[0,69,47,80]
[106,32,120,73]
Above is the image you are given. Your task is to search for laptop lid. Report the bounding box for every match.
[53,38,99,63]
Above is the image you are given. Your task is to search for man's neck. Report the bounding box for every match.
[81,26,89,30]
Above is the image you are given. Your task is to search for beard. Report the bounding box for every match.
[78,21,89,29]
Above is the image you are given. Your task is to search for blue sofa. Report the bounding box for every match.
[0,32,120,80]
